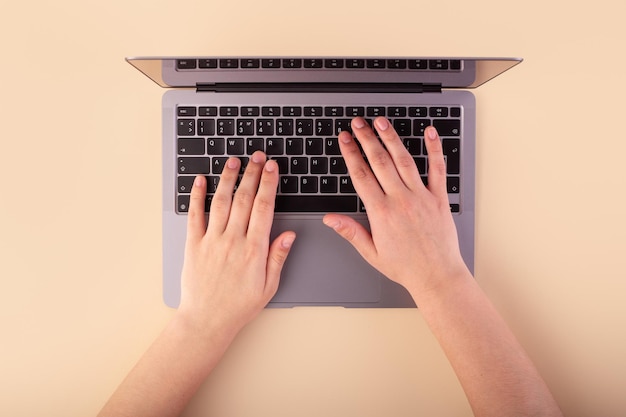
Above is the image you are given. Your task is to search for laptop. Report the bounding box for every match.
[127,56,522,308]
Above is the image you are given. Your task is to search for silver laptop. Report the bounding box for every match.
[127,56,521,308]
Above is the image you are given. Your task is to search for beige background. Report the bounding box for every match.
[1,0,625,416]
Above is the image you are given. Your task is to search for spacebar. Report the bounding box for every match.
[274,195,358,212]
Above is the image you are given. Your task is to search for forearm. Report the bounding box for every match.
[412,271,562,417]
[98,313,237,417]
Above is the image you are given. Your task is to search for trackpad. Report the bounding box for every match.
[270,217,382,305]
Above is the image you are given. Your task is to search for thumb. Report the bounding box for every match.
[264,231,296,299]
[323,214,377,264]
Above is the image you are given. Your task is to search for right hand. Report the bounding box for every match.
[323,117,470,296]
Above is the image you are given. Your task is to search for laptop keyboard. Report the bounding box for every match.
[176,104,461,214]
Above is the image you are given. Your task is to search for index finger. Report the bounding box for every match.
[246,159,280,241]
[338,130,384,204]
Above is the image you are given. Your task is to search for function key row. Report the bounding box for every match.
[176,58,462,71]
[178,106,461,118]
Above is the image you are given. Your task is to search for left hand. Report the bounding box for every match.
[178,151,296,337]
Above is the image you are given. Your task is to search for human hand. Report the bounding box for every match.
[323,118,469,297]
[178,151,296,337]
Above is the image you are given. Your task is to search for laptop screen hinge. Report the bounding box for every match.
[195,82,442,94]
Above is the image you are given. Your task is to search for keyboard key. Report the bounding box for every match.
[241,106,260,116]
[256,119,274,136]
[220,106,238,116]
[207,138,225,155]
[325,106,343,117]
[283,106,302,117]
[429,59,448,70]
[199,59,217,69]
[316,119,333,136]
[262,59,281,68]
[388,106,407,117]
[247,138,264,153]
[310,157,328,174]
[403,138,421,155]
[346,107,365,117]
[219,59,238,68]
[433,119,461,136]
[199,106,218,116]
[290,157,308,174]
[237,119,255,136]
[387,59,407,69]
[330,157,347,174]
[262,106,280,116]
[280,176,298,193]
[442,139,460,174]
[295,119,313,135]
[286,138,303,155]
[178,138,205,155]
[198,119,215,136]
[393,119,412,136]
[300,176,318,193]
[178,157,210,174]
[217,119,235,135]
[304,106,323,116]
[408,59,428,69]
[335,119,352,135]
[272,157,289,174]
[177,107,196,116]
[177,59,197,69]
[447,176,460,193]
[367,59,385,69]
[282,59,302,68]
[177,176,196,193]
[339,176,356,193]
[304,59,323,68]
[325,59,344,68]
[413,119,431,136]
[325,138,341,155]
[276,119,294,136]
[274,195,357,212]
[241,59,260,68]
[367,107,385,117]
[346,59,365,68]
[409,106,428,117]
[226,138,244,154]
[177,119,195,136]
[429,107,448,117]
[265,138,284,155]
[320,176,338,193]
[212,157,229,174]
[305,138,323,155]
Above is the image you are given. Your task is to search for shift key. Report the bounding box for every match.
[433,119,461,136]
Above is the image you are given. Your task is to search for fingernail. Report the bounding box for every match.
[282,234,295,249]
[227,158,239,169]
[265,160,276,172]
[375,117,389,131]
[252,152,265,164]
[194,175,205,187]
[323,217,341,230]
[352,117,365,129]
[339,132,352,144]
[427,127,438,140]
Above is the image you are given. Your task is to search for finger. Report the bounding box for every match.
[247,159,280,240]
[227,151,266,233]
[351,117,405,193]
[186,175,208,242]
[323,214,378,264]
[206,157,240,235]
[337,130,384,204]
[424,127,448,200]
[373,117,422,190]
[263,231,297,302]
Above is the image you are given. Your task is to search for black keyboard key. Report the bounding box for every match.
[305,138,324,155]
[387,59,407,69]
[429,107,448,117]
[286,138,303,155]
[442,139,460,174]
[413,119,431,136]
[393,119,412,136]
[447,176,460,193]
[237,119,255,136]
[219,59,238,69]
[408,59,428,69]
[272,157,289,174]
[177,119,195,136]
[247,138,264,153]
[276,119,294,136]
[207,138,225,155]
[367,59,385,69]
[335,119,352,135]
[178,107,196,116]
[220,106,238,116]
[241,59,260,68]
[325,106,343,117]
[178,138,205,155]
[226,138,244,155]
[320,176,338,193]
[290,157,308,174]
[304,59,323,68]
[367,107,386,117]
[199,106,218,116]
[330,157,347,174]
[266,138,284,155]
[346,106,365,117]
[295,119,313,136]
[413,157,426,174]
[178,157,210,174]
[450,204,460,213]
[346,59,365,68]
[450,107,461,117]
[316,119,333,136]
[199,59,217,69]
[217,119,235,135]
[262,106,280,116]
[212,157,230,174]
[403,138,421,155]
[177,59,197,69]
[325,138,341,155]
[256,119,274,136]
[325,59,344,68]
[429,59,449,70]
[198,119,215,136]
[339,176,356,193]
[177,176,196,193]
[304,106,323,116]
[274,195,357,212]
[282,59,302,68]
[262,59,281,68]
[433,119,461,136]
[280,176,299,193]
[241,106,260,116]
[388,106,407,117]
[409,106,428,117]
[300,176,318,193]
[310,157,328,174]
[450,60,462,70]
[283,106,302,117]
